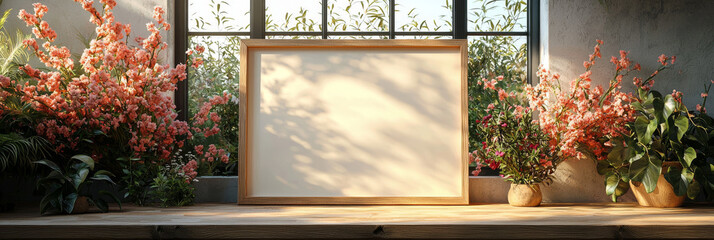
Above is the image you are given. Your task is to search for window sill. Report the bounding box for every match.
[2,202,712,239]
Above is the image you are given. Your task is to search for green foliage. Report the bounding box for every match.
[0,134,51,172]
[151,171,195,207]
[0,11,51,172]
[34,155,121,215]
[473,103,557,185]
[470,0,527,32]
[118,156,155,206]
[466,1,527,175]
[602,85,714,202]
[0,8,31,78]
[325,0,388,33]
[150,152,197,207]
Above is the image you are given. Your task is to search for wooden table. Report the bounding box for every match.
[2,203,714,239]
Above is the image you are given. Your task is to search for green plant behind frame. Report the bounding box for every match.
[0,8,31,77]
[34,155,121,215]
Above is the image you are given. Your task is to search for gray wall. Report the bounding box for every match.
[538,0,714,202]
[0,0,173,66]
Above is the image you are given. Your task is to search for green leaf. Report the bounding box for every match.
[596,160,611,175]
[100,190,122,211]
[93,170,115,178]
[663,167,687,196]
[71,155,94,171]
[630,153,662,193]
[33,160,62,174]
[631,101,644,113]
[73,168,89,190]
[606,140,633,166]
[91,174,116,185]
[634,116,656,145]
[683,147,696,168]
[637,88,648,101]
[605,172,619,196]
[662,94,677,120]
[63,193,78,214]
[687,180,700,199]
[39,171,69,184]
[653,97,665,122]
[674,115,689,141]
[39,186,61,215]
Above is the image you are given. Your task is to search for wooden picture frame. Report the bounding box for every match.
[239,39,468,205]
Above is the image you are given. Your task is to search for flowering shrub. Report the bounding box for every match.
[471,76,558,185]
[4,1,229,204]
[599,56,714,202]
[151,149,198,207]
[526,40,641,162]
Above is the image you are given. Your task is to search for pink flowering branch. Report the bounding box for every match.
[524,40,671,161]
[10,1,230,171]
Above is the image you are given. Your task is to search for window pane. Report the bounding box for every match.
[468,0,527,32]
[188,35,242,173]
[189,0,250,32]
[266,0,322,32]
[467,36,527,176]
[395,0,452,32]
[327,0,389,32]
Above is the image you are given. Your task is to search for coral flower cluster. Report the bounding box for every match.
[525,40,673,161]
[3,1,230,181]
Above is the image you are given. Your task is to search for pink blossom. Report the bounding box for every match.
[696,104,704,112]
[498,89,508,101]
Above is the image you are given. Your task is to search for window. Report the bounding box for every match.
[174,0,539,176]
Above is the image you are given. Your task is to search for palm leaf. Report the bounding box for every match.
[1,134,52,172]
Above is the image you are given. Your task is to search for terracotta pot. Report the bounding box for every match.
[508,183,542,207]
[630,162,685,208]
[71,196,90,214]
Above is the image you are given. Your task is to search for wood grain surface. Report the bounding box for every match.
[2,203,714,239]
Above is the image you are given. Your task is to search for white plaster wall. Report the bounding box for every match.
[0,0,173,66]
[537,0,714,203]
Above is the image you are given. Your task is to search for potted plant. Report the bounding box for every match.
[601,74,714,207]
[34,155,121,214]
[471,76,560,207]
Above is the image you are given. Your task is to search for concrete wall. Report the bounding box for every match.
[0,0,173,66]
[536,0,714,202]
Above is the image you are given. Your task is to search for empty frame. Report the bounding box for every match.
[239,39,468,204]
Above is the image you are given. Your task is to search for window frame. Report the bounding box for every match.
[173,0,539,123]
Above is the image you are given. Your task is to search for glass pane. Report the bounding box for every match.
[468,0,527,32]
[395,0,452,32]
[467,36,527,176]
[266,0,322,32]
[327,35,388,39]
[395,35,452,39]
[188,36,243,175]
[327,0,389,32]
[189,0,250,32]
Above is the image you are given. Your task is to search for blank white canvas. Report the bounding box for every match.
[248,48,463,197]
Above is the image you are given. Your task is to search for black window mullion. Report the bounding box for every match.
[466,32,528,36]
[250,0,266,39]
[453,0,467,39]
[527,0,540,84]
[389,0,395,39]
[322,0,328,39]
[188,32,251,36]
[174,0,189,122]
